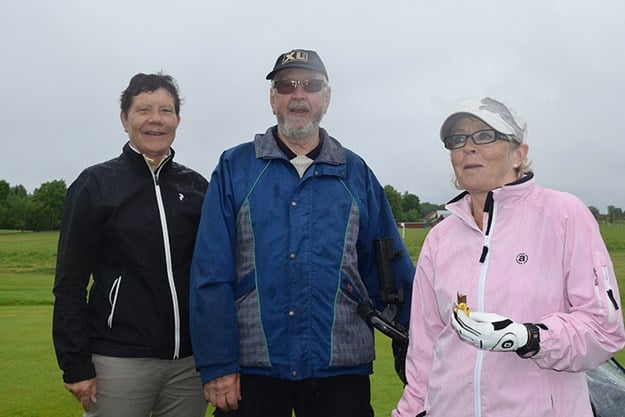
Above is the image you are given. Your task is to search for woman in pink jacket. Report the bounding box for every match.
[393,97,625,417]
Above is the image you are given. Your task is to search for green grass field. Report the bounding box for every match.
[1,225,624,416]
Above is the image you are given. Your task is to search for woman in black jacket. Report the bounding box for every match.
[53,73,208,417]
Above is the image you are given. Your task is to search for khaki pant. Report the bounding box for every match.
[84,354,206,417]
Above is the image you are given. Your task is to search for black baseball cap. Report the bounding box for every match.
[265,49,328,80]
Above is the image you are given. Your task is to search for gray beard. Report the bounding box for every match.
[281,120,315,141]
[277,111,324,142]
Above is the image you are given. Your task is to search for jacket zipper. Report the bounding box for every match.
[107,275,122,329]
[473,199,498,417]
[149,157,181,359]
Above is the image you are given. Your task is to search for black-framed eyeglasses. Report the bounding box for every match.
[443,129,515,150]
[272,79,327,94]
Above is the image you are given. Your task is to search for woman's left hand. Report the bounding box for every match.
[451,309,529,351]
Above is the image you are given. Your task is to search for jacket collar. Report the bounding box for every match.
[447,172,534,205]
[446,172,535,222]
[122,141,175,171]
[446,172,536,262]
[254,126,346,166]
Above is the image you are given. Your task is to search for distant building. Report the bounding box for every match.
[395,210,451,230]
[397,221,428,229]
[424,210,451,226]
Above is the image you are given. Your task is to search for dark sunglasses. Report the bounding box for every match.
[272,79,327,94]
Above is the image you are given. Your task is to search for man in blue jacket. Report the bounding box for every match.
[190,49,415,417]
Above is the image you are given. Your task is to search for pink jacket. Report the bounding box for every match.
[393,175,625,417]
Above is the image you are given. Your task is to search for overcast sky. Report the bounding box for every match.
[2,1,624,213]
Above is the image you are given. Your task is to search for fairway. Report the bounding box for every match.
[1,226,624,416]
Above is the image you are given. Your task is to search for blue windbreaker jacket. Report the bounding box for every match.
[190,127,415,383]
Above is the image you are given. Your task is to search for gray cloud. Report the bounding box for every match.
[1,0,623,212]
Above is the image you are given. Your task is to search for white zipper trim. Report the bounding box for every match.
[473,201,497,417]
[473,350,484,417]
[149,158,181,359]
[107,276,122,329]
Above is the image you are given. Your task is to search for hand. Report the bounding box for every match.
[451,309,529,351]
[204,373,241,412]
[64,378,97,411]
[392,338,408,385]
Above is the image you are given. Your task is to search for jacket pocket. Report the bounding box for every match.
[235,274,271,368]
[593,265,619,325]
[330,289,375,367]
[107,276,122,329]
[591,247,620,326]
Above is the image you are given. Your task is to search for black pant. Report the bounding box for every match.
[213,374,374,417]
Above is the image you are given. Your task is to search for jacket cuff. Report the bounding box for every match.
[516,323,547,358]
[63,363,97,383]
[198,361,241,385]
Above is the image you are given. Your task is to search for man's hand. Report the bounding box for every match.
[392,338,408,385]
[451,309,529,351]
[204,373,241,412]
[64,378,97,411]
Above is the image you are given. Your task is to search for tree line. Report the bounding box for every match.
[588,205,625,224]
[383,185,443,223]
[0,179,67,231]
[0,179,622,232]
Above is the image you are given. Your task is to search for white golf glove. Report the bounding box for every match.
[451,309,529,351]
